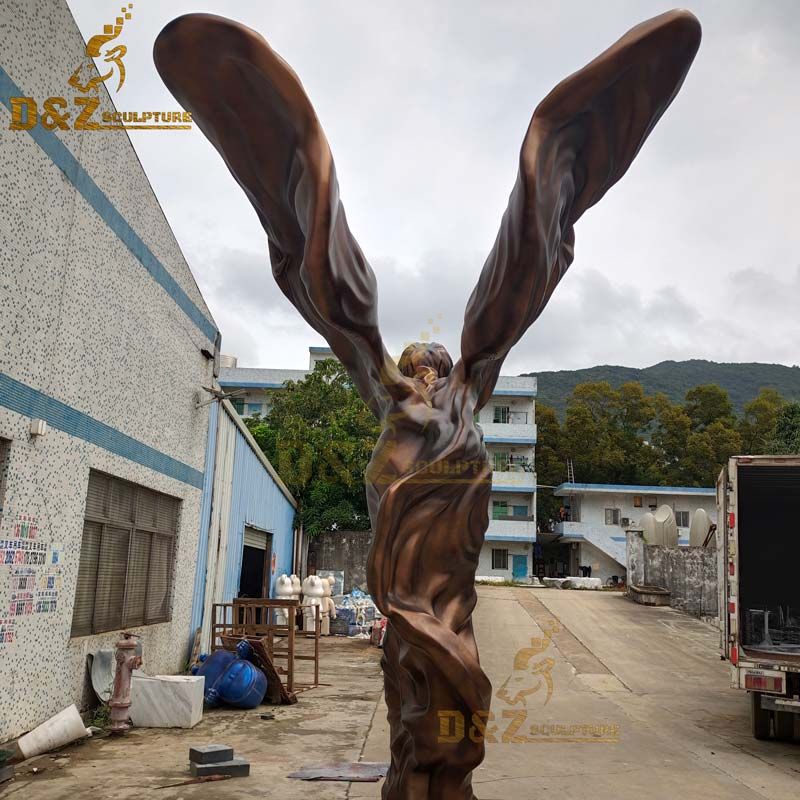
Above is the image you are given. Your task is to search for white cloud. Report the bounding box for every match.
[66,0,800,373]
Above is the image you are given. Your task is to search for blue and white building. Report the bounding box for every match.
[552,483,717,583]
[220,349,538,583]
[0,0,295,741]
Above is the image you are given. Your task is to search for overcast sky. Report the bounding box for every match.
[67,1,800,374]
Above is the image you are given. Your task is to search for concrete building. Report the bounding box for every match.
[550,483,717,583]
[220,350,538,583]
[0,0,295,740]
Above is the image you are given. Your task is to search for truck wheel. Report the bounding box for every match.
[774,710,795,741]
[751,692,771,740]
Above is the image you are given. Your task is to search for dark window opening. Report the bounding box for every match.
[492,548,509,570]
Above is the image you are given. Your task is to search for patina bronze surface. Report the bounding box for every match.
[154,10,700,798]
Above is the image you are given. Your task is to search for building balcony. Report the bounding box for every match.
[553,521,585,539]
[492,470,536,492]
[486,517,537,542]
[481,422,536,444]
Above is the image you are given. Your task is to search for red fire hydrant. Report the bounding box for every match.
[109,632,142,734]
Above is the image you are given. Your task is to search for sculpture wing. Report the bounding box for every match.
[153,14,406,418]
[459,10,701,407]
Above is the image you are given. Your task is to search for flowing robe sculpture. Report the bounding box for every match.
[154,10,700,798]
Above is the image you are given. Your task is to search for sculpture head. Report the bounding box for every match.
[398,342,452,385]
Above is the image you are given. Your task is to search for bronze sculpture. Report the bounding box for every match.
[154,9,700,798]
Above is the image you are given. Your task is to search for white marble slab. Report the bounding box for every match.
[130,674,204,729]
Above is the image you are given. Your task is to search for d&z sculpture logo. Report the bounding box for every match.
[8,3,192,132]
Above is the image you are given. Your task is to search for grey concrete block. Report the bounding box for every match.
[190,757,250,777]
[188,744,234,764]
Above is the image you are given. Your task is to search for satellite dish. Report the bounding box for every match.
[689,508,712,547]
[653,505,679,547]
[639,512,655,544]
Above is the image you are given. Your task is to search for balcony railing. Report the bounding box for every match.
[493,411,529,425]
[493,455,535,473]
[491,470,536,490]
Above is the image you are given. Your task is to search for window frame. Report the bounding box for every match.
[604,508,621,526]
[493,405,510,424]
[491,548,509,570]
[493,451,510,471]
[71,471,180,637]
[492,500,508,520]
[675,510,690,528]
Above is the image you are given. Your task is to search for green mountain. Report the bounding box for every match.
[524,360,800,416]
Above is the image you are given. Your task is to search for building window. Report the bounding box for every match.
[492,500,508,519]
[246,403,264,417]
[231,397,245,415]
[512,504,529,517]
[633,495,643,508]
[492,548,509,570]
[675,510,690,528]
[493,451,510,471]
[0,438,9,517]
[604,508,621,526]
[493,406,510,424]
[71,471,180,637]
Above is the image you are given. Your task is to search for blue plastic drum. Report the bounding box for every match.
[192,641,267,708]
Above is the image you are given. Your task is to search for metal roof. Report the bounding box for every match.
[554,482,715,497]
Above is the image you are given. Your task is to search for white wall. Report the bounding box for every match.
[570,492,717,538]
[579,541,625,584]
[0,0,216,739]
[477,541,530,582]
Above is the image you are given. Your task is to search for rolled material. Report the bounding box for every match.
[17,704,90,760]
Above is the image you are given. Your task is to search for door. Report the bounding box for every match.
[512,555,528,582]
[240,526,273,598]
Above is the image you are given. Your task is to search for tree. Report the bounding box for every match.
[739,388,785,453]
[244,359,379,535]
[681,421,742,486]
[651,393,692,484]
[561,381,658,486]
[684,384,735,430]
[533,404,563,526]
[767,402,800,454]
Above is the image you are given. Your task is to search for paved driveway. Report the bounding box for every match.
[356,586,800,799]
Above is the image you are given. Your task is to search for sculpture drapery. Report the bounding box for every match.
[154,10,700,798]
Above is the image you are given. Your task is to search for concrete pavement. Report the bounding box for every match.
[6,588,799,799]
[356,586,800,799]
[5,638,384,800]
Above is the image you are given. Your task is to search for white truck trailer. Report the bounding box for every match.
[719,455,800,740]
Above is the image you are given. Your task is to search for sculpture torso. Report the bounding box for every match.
[365,372,490,520]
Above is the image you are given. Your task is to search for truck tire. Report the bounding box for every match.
[774,710,795,741]
[751,692,771,740]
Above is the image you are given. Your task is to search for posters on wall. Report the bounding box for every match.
[0,515,61,646]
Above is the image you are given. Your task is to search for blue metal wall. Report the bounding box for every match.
[222,432,296,601]
[190,403,296,644]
